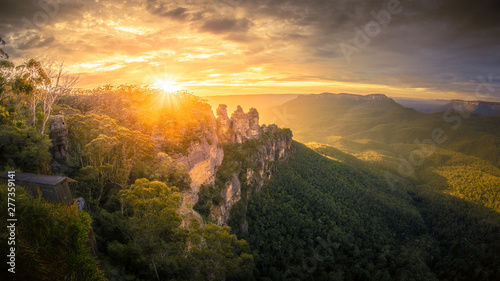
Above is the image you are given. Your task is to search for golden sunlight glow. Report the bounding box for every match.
[150,76,183,110]
[148,69,184,94]
[155,80,183,93]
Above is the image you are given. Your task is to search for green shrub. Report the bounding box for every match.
[0,186,106,280]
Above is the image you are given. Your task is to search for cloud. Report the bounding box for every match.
[199,18,252,34]
[17,35,55,50]
[145,1,195,20]
[0,0,499,99]
[0,0,86,32]
[162,7,189,19]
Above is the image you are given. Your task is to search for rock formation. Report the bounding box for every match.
[212,173,241,225]
[210,125,294,226]
[247,108,261,139]
[49,115,70,174]
[231,106,250,144]
[50,115,69,161]
[173,104,294,226]
[173,109,224,226]
[223,106,262,144]
[216,104,234,144]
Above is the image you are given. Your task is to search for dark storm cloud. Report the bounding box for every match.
[200,18,252,34]
[162,7,189,20]
[234,0,500,97]
[0,0,39,25]
[236,0,500,33]
[17,35,55,50]
[0,0,85,32]
[145,0,188,19]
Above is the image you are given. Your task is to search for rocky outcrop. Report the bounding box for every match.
[216,105,234,144]
[210,124,294,226]
[212,173,241,225]
[220,106,262,144]
[445,100,500,116]
[174,104,294,227]
[231,106,250,144]
[49,115,70,174]
[176,138,224,191]
[50,115,69,161]
[173,109,224,226]
[247,108,261,139]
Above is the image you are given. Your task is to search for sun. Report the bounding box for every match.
[155,80,182,93]
[151,78,183,110]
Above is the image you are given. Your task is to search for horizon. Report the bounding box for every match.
[1,0,500,101]
[202,92,500,103]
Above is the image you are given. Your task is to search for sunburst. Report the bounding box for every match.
[146,69,184,110]
[155,79,182,93]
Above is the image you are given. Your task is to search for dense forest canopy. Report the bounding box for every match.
[240,142,500,281]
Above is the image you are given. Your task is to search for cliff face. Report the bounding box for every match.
[173,108,224,226]
[176,104,294,226]
[212,173,242,225]
[210,124,293,225]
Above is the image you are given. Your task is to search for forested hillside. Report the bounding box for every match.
[239,142,500,280]
[264,93,500,213]
[0,85,256,280]
[266,93,500,166]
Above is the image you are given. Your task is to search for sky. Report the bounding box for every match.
[1,0,500,100]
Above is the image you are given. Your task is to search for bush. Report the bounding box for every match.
[0,185,106,280]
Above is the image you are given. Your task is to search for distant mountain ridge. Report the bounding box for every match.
[265,93,500,161]
[262,92,500,213]
[439,99,500,116]
[299,92,392,101]
[395,97,500,116]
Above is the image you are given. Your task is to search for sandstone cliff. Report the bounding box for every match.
[210,123,293,225]
[216,104,234,144]
[171,107,224,226]
[174,104,294,226]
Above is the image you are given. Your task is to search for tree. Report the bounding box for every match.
[187,222,255,281]
[0,186,106,280]
[119,179,183,281]
[40,62,78,134]
[68,114,155,204]
[13,59,50,126]
[146,152,191,191]
[0,37,14,103]
[0,124,52,172]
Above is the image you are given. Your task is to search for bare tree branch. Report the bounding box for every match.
[40,61,79,134]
